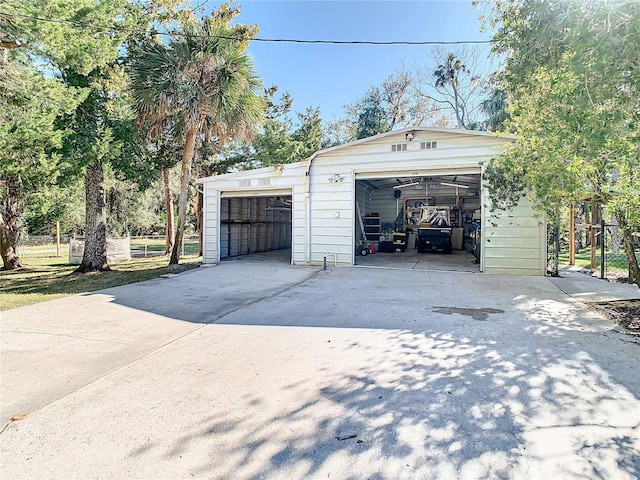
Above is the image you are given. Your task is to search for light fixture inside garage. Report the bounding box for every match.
[393,181,421,189]
[440,182,469,189]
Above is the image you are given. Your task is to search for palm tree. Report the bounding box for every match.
[128,17,264,264]
[434,53,469,128]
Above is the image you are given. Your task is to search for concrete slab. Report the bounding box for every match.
[0,262,319,422]
[549,267,640,303]
[1,264,639,479]
[356,248,480,273]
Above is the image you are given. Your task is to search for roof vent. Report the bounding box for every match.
[420,141,437,149]
[391,144,407,152]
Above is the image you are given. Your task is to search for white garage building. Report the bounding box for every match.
[197,127,547,275]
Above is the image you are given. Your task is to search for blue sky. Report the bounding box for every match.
[219,0,493,122]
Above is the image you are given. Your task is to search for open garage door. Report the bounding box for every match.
[354,172,482,272]
[219,192,292,262]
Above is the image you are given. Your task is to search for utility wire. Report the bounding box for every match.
[0,11,494,45]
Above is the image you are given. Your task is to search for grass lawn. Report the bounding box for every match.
[1,246,201,310]
[558,251,598,269]
[558,249,639,277]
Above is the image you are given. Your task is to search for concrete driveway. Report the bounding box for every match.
[1,261,639,479]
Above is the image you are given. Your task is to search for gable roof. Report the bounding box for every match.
[310,126,516,160]
[197,126,515,183]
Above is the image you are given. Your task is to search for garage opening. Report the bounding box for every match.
[219,195,292,262]
[355,174,482,272]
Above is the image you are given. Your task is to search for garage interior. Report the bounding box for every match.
[219,195,292,260]
[355,174,482,271]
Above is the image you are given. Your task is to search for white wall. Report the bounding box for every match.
[308,129,513,266]
[200,162,307,264]
[200,128,546,275]
[481,197,547,275]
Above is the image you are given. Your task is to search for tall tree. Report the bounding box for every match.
[211,92,322,170]
[331,71,450,146]
[483,0,640,286]
[61,67,148,273]
[0,58,84,269]
[1,0,147,272]
[129,6,264,265]
[291,106,322,160]
[344,86,392,140]
[408,47,494,129]
[433,53,469,129]
[480,86,508,132]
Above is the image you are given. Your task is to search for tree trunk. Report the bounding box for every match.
[0,176,24,270]
[615,210,640,287]
[75,159,110,273]
[452,80,464,129]
[163,168,175,255]
[169,128,197,265]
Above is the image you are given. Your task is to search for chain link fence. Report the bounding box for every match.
[547,222,562,277]
[549,219,640,283]
[600,222,640,282]
[130,235,200,257]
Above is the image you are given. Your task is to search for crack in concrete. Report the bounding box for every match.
[0,330,133,346]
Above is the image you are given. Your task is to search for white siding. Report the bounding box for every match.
[199,162,306,264]
[308,129,513,266]
[309,169,353,265]
[481,198,546,275]
[203,187,218,264]
[199,128,545,275]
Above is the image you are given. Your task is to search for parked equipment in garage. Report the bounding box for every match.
[392,231,407,252]
[416,206,453,254]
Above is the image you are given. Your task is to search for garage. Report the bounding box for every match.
[198,127,547,275]
[354,173,482,272]
[218,193,292,260]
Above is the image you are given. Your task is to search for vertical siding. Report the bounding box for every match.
[203,184,218,264]
[481,197,546,275]
[309,170,354,265]
[291,189,307,265]
[308,130,509,266]
[199,162,307,264]
[200,130,546,273]
[367,188,402,232]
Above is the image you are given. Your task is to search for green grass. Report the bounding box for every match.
[558,249,639,272]
[1,246,201,311]
[558,251,598,268]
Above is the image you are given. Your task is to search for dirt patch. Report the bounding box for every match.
[589,300,640,334]
[433,306,504,321]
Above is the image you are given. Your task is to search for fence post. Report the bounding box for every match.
[600,219,606,279]
[553,221,560,276]
[56,221,60,257]
[569,203,575,265]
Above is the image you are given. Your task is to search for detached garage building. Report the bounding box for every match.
[197,127,546,275]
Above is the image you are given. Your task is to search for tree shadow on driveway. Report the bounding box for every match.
[112,268,640,479]
[2,265,639,479]
[124,317,639,479]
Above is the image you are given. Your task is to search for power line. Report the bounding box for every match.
[0,12,494,46]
